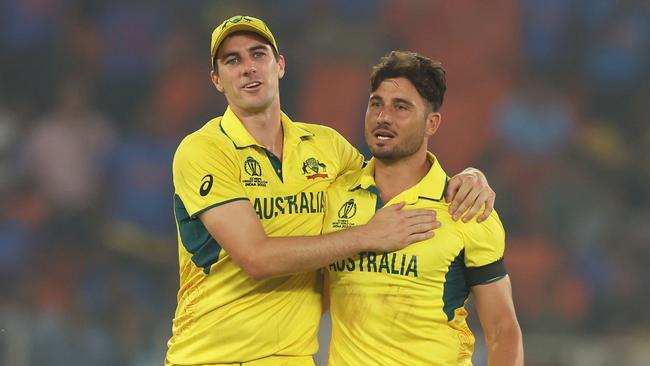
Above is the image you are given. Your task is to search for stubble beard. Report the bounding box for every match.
[367,129,425,164]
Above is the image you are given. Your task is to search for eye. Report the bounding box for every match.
[224,56,239,65]
[369,100,382,108]
[395,104,409,111]
[253,51,267,59]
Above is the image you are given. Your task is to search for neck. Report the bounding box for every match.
[231,101,284,158]
[374,150,431,203]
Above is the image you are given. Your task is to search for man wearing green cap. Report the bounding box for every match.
[165,15,496,366]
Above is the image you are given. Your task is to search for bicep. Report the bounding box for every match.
[471,275,518,330]
[333,130,364,177]
[199,199,267,269]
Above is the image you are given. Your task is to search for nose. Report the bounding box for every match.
[376,109,391,124]
[243,57,257,75]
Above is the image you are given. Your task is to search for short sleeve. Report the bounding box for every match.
[173,136,248,218]
[330,129,364,177]
[462,211,507,286]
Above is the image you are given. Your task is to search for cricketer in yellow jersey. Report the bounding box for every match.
[323,51,524,366]
[166,16,498,366]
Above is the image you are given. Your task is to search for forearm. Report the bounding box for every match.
[200,200,436,280]
[473,277,523,365]
[485,323,524,366]
[244,226,368,280]
[250,203,436,278]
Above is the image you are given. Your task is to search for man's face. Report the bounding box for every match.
[364,77,440,162]
[211,32,285,114]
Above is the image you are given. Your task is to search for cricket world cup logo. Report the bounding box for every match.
[338,199,357,219]
[244,157,262,176]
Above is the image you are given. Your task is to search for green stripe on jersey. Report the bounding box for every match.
[174,194,222,274]
[442,249,469,321]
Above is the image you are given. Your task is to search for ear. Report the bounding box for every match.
[425,112,441,137]
[277,55,286,79]
[210,70,224,93]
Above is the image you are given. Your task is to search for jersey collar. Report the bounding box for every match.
[219,106,314,148]
[351,152,448,204]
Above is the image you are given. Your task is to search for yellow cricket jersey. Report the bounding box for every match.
[166,107,363,365]
[323,153,507,366]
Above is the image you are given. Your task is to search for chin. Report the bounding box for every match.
[241,98,272,111]
[369,147,396,160]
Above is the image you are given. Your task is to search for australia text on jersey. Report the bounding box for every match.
[252,191,325,219]
[329,251,418,277]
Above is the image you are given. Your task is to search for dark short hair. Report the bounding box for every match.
[369,51,446,111]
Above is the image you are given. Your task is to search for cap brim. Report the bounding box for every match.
[211,24,277,61]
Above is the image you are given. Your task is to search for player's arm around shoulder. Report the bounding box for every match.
[446,167,496,223]
[464,211,524,366]
[177,125,439,280]
[198,170,438,280]
[199,196,438,280]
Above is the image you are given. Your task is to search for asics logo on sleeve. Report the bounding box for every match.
[200,175,214,196]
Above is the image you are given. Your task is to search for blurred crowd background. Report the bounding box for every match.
[1,0,649,365]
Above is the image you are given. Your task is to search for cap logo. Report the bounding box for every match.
[223,15,256,29]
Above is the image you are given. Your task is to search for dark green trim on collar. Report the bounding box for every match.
[419,177,448,202]
[418,196,443,202]
[264,149,283,182]
[441,177,449,201]
[219,123,239,149]
[366,185,384,211]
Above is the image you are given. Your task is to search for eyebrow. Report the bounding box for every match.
[392,98,415,107]
[370,94,415,107]
[219,51,239,61]
[219,44,270,61]
[248,45,269,53]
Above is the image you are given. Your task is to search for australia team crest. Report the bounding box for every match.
[302,158,329,180]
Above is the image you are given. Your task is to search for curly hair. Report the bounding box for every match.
[369,51,447,112]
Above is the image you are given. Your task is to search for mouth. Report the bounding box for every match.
[242,81,262,90]
[373,128,396,141]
